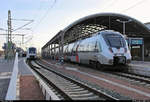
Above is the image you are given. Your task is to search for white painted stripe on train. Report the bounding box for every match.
[43,59,150,98]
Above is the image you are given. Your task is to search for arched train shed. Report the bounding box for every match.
[42,13,150,60]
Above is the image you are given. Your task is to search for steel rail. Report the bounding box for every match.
[27,60,72,100]
[34,60,118,100]
[111,72,150,85]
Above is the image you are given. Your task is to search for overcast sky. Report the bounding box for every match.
[0,0,150,52]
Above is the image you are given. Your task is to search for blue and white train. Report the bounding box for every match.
[63,30,131,67]
[27,47,37,60]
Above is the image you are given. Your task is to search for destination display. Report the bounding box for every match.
[126,38,143,45]
[131,39,143,45]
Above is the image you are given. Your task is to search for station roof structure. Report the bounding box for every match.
[42,13,150,49]
[145,22,150,30]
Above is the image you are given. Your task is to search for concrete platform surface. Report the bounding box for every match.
[0,58,14,100]
[0,59,14,72]
[0,57,40,100]
[131,61,150,65]
[130,61,150,68]
[20,75,44,100]
[18,58,33,75]
[0,78,10,99]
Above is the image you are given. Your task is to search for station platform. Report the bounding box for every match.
[129,61,150,77]
[0,56,44,100]
[130,61,150,67]
[0,57,14,99]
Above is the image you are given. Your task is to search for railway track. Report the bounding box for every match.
[83,62,150,88]
[110,72,150,87]
[27,60,118,100]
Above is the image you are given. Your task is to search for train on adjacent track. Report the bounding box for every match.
[55,30,131,68]
[27,47,37,60]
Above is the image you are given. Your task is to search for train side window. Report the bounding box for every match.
[95,41,99,52]
[70,44,73,55]
[63,46,66,53]
[80,44,84,52]
[82,42,85,52]
[76,41,81,53]
[78,44,81,52]
[86,44,89,52]
[72,43,77,56]
[98,41,102,52]
[89,43,92,52]
[81,41,85,52]
[82,44,85,52]
[71,43,74,55]
[69,44,71,55]
[89,41,95,52]
[68,44,71,55]
[66,45,69,55]
[85,43,89,52]
[78,45,81,52]
[64,46,66,54]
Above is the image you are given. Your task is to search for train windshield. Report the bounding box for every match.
[29,48,36,53]
[103,34,126,48]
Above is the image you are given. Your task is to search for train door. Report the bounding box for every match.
[131,45,142,60]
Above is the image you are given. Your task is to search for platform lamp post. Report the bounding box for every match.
[116,19,132,49]
[116,19,132,35]
[116,19,145,61]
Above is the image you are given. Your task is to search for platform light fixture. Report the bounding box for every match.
[116,19,132,35]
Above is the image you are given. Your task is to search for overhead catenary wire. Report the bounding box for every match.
[100,0,118,12]
[121,0,148,13]
[33,0,57,31]
[31,1,44,24]
[12,20,34,32]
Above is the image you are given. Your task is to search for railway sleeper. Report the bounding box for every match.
[58,86,83,91]
[116,72,150,84]
[69,92,94,98]
[55,83,78,87]
[123,73,150,81]
[145,84,150,87]
[58,85,81,89]
[67,86,81,89]
[66,90,89,95]
[64,88,85,92]
[71,95,103,100]
[53,83,76,87]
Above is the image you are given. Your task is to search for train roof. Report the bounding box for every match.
[27,47,36,50]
